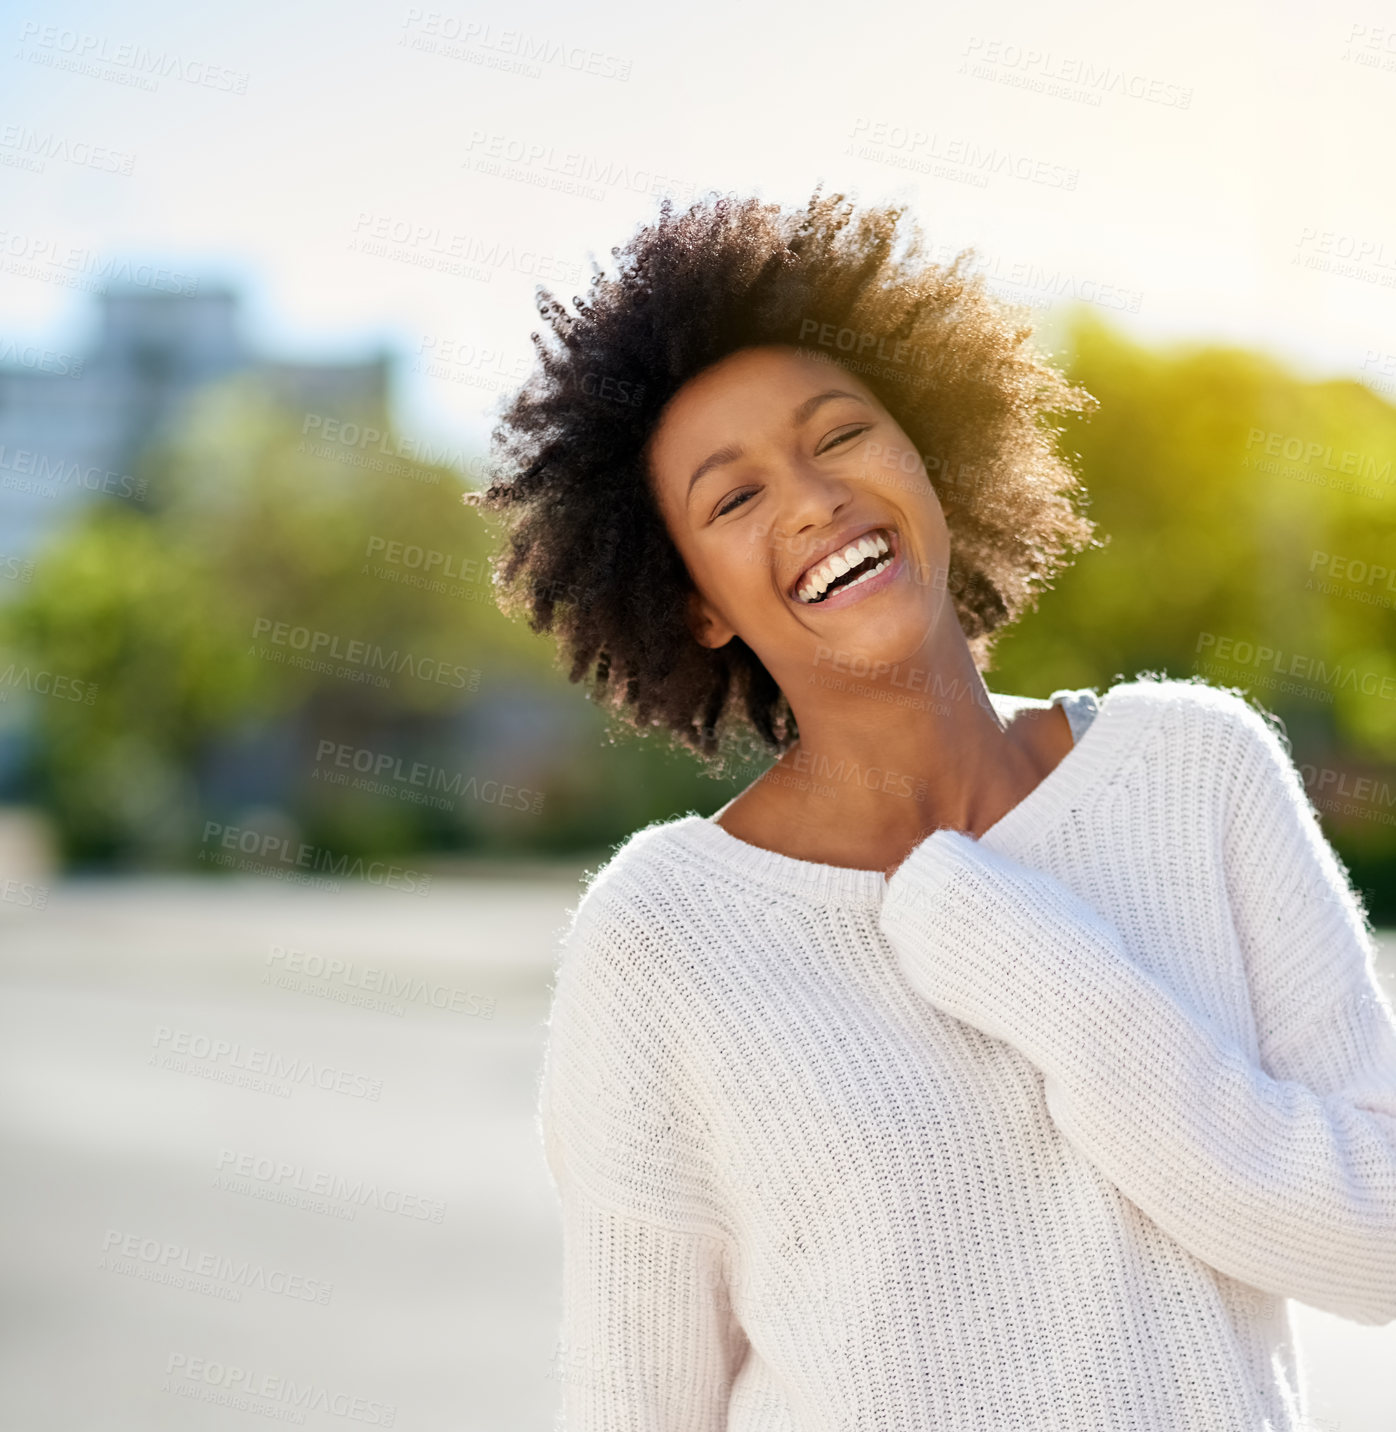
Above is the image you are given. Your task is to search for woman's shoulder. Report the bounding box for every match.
[994,673,1270,759]
[570,811,721,909]
[553,814,729,988]
[1081,674,1301,810]
[1095,671,1284,740]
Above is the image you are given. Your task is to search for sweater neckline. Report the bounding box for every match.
[663,684,1135,906]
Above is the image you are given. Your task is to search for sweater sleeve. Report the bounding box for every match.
[879,825,1396,1327]
[538,884,748,1429]
[1216,692,1393,1075]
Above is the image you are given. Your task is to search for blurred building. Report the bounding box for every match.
[0,285,394,822]
[0,286,390,558]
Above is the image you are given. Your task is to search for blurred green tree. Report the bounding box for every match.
[0,375,554,863]
[992,310,1396,912]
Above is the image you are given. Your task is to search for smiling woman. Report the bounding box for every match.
[466,189,1396,1432]
[464,188,1098,770]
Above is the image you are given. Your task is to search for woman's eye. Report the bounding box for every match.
[820,424,871,453]
[716,489,756,517]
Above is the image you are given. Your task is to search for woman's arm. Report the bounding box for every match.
[1217,693,1391,1079]
[548,1189,747,1427]
[878,809,1396,1326]
[539,884,748,1428]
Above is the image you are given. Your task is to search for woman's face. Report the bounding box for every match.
[645,344,954,692]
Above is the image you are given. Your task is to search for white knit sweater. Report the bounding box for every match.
[537,675,1396,1431]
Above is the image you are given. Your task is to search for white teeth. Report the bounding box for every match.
[842,559,889,591]
[795,529,894,604]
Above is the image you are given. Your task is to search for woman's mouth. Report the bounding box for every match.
[792,528,900,608]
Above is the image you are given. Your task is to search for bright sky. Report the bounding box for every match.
[3,0,1396,458]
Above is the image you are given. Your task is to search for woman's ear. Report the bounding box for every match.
[685,588,737,650]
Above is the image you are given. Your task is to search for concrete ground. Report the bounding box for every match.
[0,873,1391,1430]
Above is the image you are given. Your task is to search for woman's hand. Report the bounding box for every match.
[878,826,1097,1047]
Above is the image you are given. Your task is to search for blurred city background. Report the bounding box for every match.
[2,0,1394,1427]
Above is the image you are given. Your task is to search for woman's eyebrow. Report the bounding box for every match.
[686,390,869,500]
[687,443,745,501]
[792,388,866,424]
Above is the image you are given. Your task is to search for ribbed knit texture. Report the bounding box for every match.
[537,676,1396,1431]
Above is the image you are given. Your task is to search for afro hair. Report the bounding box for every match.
[463,186,1098,769]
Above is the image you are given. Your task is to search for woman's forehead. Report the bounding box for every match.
[654,347,874,446]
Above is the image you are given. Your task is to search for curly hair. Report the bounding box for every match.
[463,186,1099,769]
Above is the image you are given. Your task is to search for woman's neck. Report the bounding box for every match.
[716,695,1074,871]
